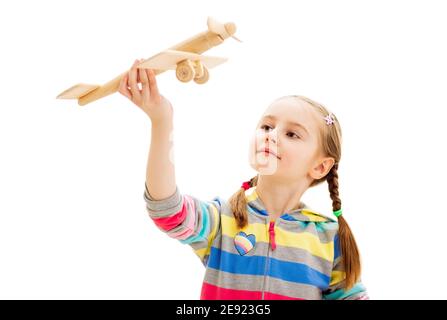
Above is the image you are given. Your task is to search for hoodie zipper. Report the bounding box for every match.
[261,219,277,299]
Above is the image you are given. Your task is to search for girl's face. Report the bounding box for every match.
[248,98,327,183]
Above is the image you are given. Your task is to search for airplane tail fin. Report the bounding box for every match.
[56,72,124,106]
[56,84,100,104]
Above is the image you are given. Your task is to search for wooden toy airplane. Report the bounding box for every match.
[56,17,240,106]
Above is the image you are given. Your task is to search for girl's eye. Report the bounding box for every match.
[260,125,272,131]
[287,132,300,139]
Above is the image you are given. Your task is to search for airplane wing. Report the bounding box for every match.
[137,49,228,70]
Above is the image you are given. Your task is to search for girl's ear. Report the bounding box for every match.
[309,157,335,180]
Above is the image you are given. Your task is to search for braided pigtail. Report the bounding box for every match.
[229,176,258,229]
[327,163,361,290]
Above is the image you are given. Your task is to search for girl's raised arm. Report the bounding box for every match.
[119,59,222,266]
[118,59,175,199]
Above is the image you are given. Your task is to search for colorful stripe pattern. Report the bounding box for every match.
[144,184,369,300]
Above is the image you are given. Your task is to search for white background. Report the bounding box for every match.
[1,0,446,299]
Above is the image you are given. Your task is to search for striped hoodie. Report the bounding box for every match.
[144,183,369,300]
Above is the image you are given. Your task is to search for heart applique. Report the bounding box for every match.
[234,231,256,256]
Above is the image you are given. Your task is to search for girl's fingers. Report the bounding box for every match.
[139,67,150,103]
[139,65,149,86]
[137,58,144,86]
[118,74,132,100]
[128,60,141,99]
[147,69,160,98]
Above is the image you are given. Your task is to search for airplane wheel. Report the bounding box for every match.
[176,60,195,82]
[192,61,204,79]
[193,67,209,84]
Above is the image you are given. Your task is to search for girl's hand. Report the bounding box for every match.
[119,59,173,125]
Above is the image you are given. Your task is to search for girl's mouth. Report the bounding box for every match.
[258,148,280,159]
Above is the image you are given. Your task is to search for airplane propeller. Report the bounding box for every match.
[207,17,242,42]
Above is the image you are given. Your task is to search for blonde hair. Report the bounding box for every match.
[229,95,361,290]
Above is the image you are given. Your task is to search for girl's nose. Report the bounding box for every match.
[265,129,277,144]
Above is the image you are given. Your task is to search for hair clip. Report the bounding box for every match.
[324,113,335,125]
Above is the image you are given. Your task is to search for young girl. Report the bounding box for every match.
[119,59,369,300]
